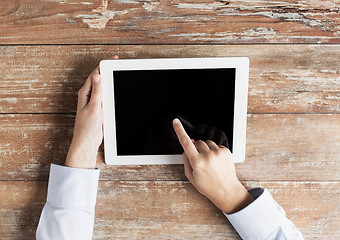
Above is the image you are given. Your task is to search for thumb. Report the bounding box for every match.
[90,74,103,105]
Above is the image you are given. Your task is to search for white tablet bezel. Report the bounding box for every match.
[100,57,249,165]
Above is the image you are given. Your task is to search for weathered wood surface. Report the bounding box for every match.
[1,114,339,181]
[0,181,339,239]
[1,45,339,114]
[0,0,339,44]
[0,0,338,239]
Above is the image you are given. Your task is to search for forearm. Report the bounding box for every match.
[36,164,100,240]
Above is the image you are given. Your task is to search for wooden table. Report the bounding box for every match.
[1,0,339,239]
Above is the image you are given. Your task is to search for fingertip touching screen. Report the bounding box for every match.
[113,68,235,156]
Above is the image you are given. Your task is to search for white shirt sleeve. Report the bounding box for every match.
[36,165,303,240]
[224,188,304,240]
[36,164,100,240]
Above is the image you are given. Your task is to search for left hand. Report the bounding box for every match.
[65,56,118,169]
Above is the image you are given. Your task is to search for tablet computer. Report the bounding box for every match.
[100,57,249,165]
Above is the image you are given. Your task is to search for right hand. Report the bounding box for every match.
[172,118,254,214]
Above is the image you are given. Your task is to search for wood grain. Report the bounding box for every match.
[0,180,339,239]
[1,114,339,181]
[1,0,339,238]
[0,0,339,44]
[1,45,339,114]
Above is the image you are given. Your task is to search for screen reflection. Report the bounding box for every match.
[144,113,229,155]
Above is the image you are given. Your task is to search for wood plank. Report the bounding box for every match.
[1,114,340,181]
[0,180,339,239]
[0,45,339,114]
[0,0,339,44]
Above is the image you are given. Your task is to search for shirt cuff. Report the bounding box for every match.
[46,164,100,212]
[224,188,286,240]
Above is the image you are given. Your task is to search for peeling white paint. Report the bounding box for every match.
[178,188,187,194]
[80,2,93,5]
[68,1,93,5]
[49,0,67,3]
[1,98,18,104]
[140,187,149,193]
[152,27,176,35]
[171,27,276,41]
[75,0,132,29]
[176,2,226,11]
[218,10,329,31]
[325,95,340,100]
[142,2,159,12]
[243,27,276,36]
[170,33,209,38]
[214,31,232,36]
[249,88,264,96]
[320,69,337,74]
[259,11,327,30]
[114,0,144,3]
[50,0,93,5]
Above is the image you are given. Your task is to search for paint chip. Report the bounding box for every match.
[75,0,131,29]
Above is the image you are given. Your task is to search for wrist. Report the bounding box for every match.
[65,143,97,169]
[217,181,254,214]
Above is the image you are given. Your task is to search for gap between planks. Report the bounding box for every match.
[1,179,340,183]
[1,43,340,46]
[2,112,340,115]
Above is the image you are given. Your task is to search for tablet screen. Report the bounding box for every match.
[113,68,235,156]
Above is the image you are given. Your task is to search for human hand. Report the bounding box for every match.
[176,115,229,148]
[65,56,119,169]
[143,114,228,154]
[172,118,254,214]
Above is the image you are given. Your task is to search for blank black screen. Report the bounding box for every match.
[113,68,235,155]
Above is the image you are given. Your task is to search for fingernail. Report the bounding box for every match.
[173,118,179,124]
[93,75,100,83]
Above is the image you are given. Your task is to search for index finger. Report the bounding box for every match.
[172,118,198,158]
